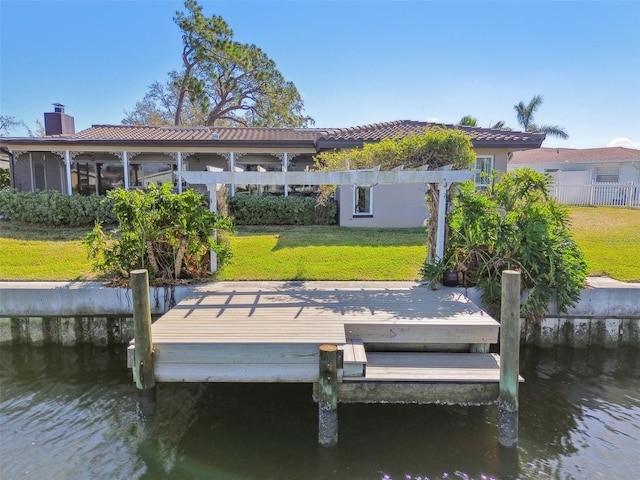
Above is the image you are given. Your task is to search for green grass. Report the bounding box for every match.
[1,206,639,282]
[568,206,640,282]
[0,222,98,281]
[216,226,427,280]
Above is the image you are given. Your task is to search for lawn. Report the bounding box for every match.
[1,206,638,282]
[216,226,427,281]
[567,206,640,282]
[0,222,99,281]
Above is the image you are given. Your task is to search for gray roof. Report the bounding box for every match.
[0,120,546,150]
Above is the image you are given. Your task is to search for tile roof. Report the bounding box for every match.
[316,120,546,146]
[73,124,319,142]
[511,147,640,164]
[1,120,546,150]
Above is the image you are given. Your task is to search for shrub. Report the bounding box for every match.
[0,169,9,188]
[84,183,234,285]
[425,168,587,321]
[227,195,337,225]
[0,189,116,226]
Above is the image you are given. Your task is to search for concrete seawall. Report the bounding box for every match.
[1,279,638,347]
[0,282,195,346]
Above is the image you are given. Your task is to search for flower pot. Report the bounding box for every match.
[442,270,459,287]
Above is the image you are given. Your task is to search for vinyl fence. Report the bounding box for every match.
[549,182,640,207]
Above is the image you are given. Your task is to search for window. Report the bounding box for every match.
[354,186,373,216]
[129,162,174,188]
[595,166,619,183]
[475,156,494,186]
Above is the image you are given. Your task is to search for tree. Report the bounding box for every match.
[458,116,510,130]
[123,78,207,126]
[514,95,569,139]
[458,115,478,127]
[26,119,45,138]
[0,115,22,136]
[124,0,313,128]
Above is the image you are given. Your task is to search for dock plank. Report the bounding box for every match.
[347,353,501,382]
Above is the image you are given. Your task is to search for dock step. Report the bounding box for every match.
[342,336,367,377]
[345,352,502,383]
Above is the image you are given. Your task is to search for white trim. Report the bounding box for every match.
[353,185,373,216]
[475,155,494,185]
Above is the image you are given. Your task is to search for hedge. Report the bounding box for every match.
[227,195,337,225]
[0,189,116,226]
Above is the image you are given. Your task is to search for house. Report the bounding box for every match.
[509,147,640,207]
[0,106,545,227]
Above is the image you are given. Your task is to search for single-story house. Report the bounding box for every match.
[0,106,545,227]
[509,147,640,207]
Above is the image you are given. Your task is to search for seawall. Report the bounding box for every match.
[1,279,638,347]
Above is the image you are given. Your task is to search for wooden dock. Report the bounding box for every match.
[132,281,506,404]
[129,275,524,447]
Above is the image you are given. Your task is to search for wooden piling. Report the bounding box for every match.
[131,269,156,394]
[498,270,521,448]
[318,344,338,447]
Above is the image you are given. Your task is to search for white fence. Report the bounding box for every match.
[549,182,640,207]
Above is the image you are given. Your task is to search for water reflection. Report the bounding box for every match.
[1,346,638,479]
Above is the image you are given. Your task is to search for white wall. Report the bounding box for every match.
[338,184,428,228]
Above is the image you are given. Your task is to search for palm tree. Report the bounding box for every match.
[514,95,569,139]
[458,115,478,127]
[490,120,508,130]
[459,116,510,130]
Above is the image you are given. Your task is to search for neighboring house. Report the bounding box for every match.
[510,147,640,207]
[0,106,545,227]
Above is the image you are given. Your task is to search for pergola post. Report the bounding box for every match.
[64,150,72,195]
[209,187,218,273]
[123,151,130,190]
[435,181,448,261]
[177,151,183,193]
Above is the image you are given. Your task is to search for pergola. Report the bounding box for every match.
[180,167,475,271]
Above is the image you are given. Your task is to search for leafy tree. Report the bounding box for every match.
[438,168,586,321]
[84,183,234,288]
[124,0,313,128]
[123,78,207,126]
[514,95,569,139]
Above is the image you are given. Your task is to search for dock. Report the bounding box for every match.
[128,277,523,447]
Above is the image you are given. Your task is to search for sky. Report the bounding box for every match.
[1,0,639,150]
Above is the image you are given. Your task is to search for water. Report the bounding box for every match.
[1,345,638,480]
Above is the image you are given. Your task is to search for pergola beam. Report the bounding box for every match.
[180,169,474,186]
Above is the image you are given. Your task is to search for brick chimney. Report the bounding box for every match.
[44,103,75,135]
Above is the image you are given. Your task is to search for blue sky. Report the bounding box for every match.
[1,0,639,149]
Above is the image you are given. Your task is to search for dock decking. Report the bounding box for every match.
[142,281,504,404]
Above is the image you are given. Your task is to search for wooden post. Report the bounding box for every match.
[131,269,155,394]
[318,344,338,447]
[498,270,521,448]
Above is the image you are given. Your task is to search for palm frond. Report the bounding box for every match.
[538,124,569,139]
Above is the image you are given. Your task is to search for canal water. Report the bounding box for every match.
[1,345,638,480]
